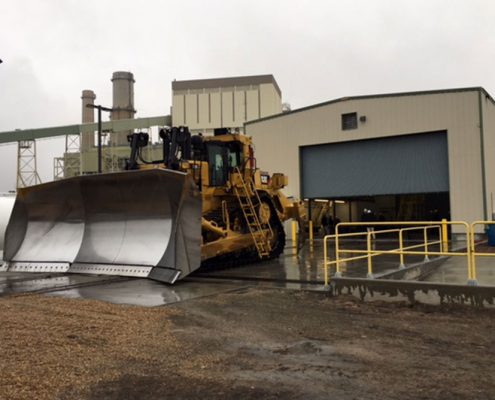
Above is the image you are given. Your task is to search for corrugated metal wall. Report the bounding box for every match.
[246,89,487,228]
[482,94,495,219]
[171,84,281,133]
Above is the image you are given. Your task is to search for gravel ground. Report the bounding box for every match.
[1,288,494,399]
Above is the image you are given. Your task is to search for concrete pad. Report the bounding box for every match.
[0,271,51,283]
[47,278,250,307]
[0,273,108,296]
[424,255,495,285]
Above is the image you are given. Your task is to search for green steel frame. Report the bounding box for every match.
[0,115,171,144]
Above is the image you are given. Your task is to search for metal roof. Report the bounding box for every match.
[245,86,494,126]
[0,115,171,144]
[172,74,282,97]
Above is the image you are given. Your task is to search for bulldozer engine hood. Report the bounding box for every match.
[3,169,202,284]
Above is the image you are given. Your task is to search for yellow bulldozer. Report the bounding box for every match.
[3,127,304,283]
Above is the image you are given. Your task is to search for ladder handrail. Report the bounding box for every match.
[233,167,272,258]
[250,178,274,239]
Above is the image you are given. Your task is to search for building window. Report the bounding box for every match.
[342,112,358,130]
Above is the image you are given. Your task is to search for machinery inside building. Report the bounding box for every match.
[307,193,450,236]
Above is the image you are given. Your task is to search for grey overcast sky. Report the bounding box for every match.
[0,0,494,191]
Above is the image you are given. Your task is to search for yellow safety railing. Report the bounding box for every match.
[398,225,442,265]
[323,221,472,287]
[470,221,495,285]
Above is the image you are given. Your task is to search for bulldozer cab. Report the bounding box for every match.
[205,140,243,187]
[128,126,249,191]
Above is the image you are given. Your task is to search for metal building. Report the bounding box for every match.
[171,75,282,134]
[245,87,495,233]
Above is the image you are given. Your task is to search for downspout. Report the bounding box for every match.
[478,89,488,220]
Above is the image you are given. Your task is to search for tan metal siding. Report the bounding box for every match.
[210,92,222,128]
[184,94,197,128]
[172,94,185,125]
[234,90,246,127]
[198,93,209,127]
[172,79,281,132]
[221,90,234,127]
[481,95,495,218]
[259,84,282,117]
[246,89,260,121]
[246,91,483,227]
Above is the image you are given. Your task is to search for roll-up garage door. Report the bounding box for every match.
[300,131,449,198]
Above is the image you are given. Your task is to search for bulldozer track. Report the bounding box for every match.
[201,195,286,271]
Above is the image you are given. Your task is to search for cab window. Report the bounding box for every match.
[207,144,228,186]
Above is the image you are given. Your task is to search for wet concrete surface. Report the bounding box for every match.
[197,239,446,282]
[1,239,494,306]
[195,246,324,283]
[424,254,495,286]
[48,278,251,307]
[0,269,252,306]
[0,273,113,296]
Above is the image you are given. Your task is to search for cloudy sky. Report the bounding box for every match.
[0,0,494,191]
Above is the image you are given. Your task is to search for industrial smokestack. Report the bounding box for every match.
[111,71,136,146]
[81,90,96,151]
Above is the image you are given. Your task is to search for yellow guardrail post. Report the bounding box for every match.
[323,235,329,287]
[423,227,430,262]
[468,222,479,286]
[398,228,405,269]
[335,225,342,277]
[465,222,474,285]
[437,225,442,251]
[309,220,314,250]
[291,220,297,244]
[441,218,448,253]
[366,232,374,278]
[291,220,297,256]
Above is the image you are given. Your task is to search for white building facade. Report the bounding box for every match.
[172,75,282,134]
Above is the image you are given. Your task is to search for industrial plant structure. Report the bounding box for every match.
[0,72,285,187]
[62,71,166,176]
[171,75,282,135]
[59,73,284,177]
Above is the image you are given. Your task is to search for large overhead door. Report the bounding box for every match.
[300,131,449,199]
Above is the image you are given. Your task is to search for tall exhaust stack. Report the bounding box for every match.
[111,71,136,146]
[81,90,96,151]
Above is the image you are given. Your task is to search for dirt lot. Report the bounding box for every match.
[0,288,494,400]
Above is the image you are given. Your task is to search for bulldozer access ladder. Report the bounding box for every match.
[233,167,273,258]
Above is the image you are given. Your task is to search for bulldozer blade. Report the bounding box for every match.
[3,169,202,283]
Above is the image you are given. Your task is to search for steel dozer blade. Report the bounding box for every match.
[3,169,202,283]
